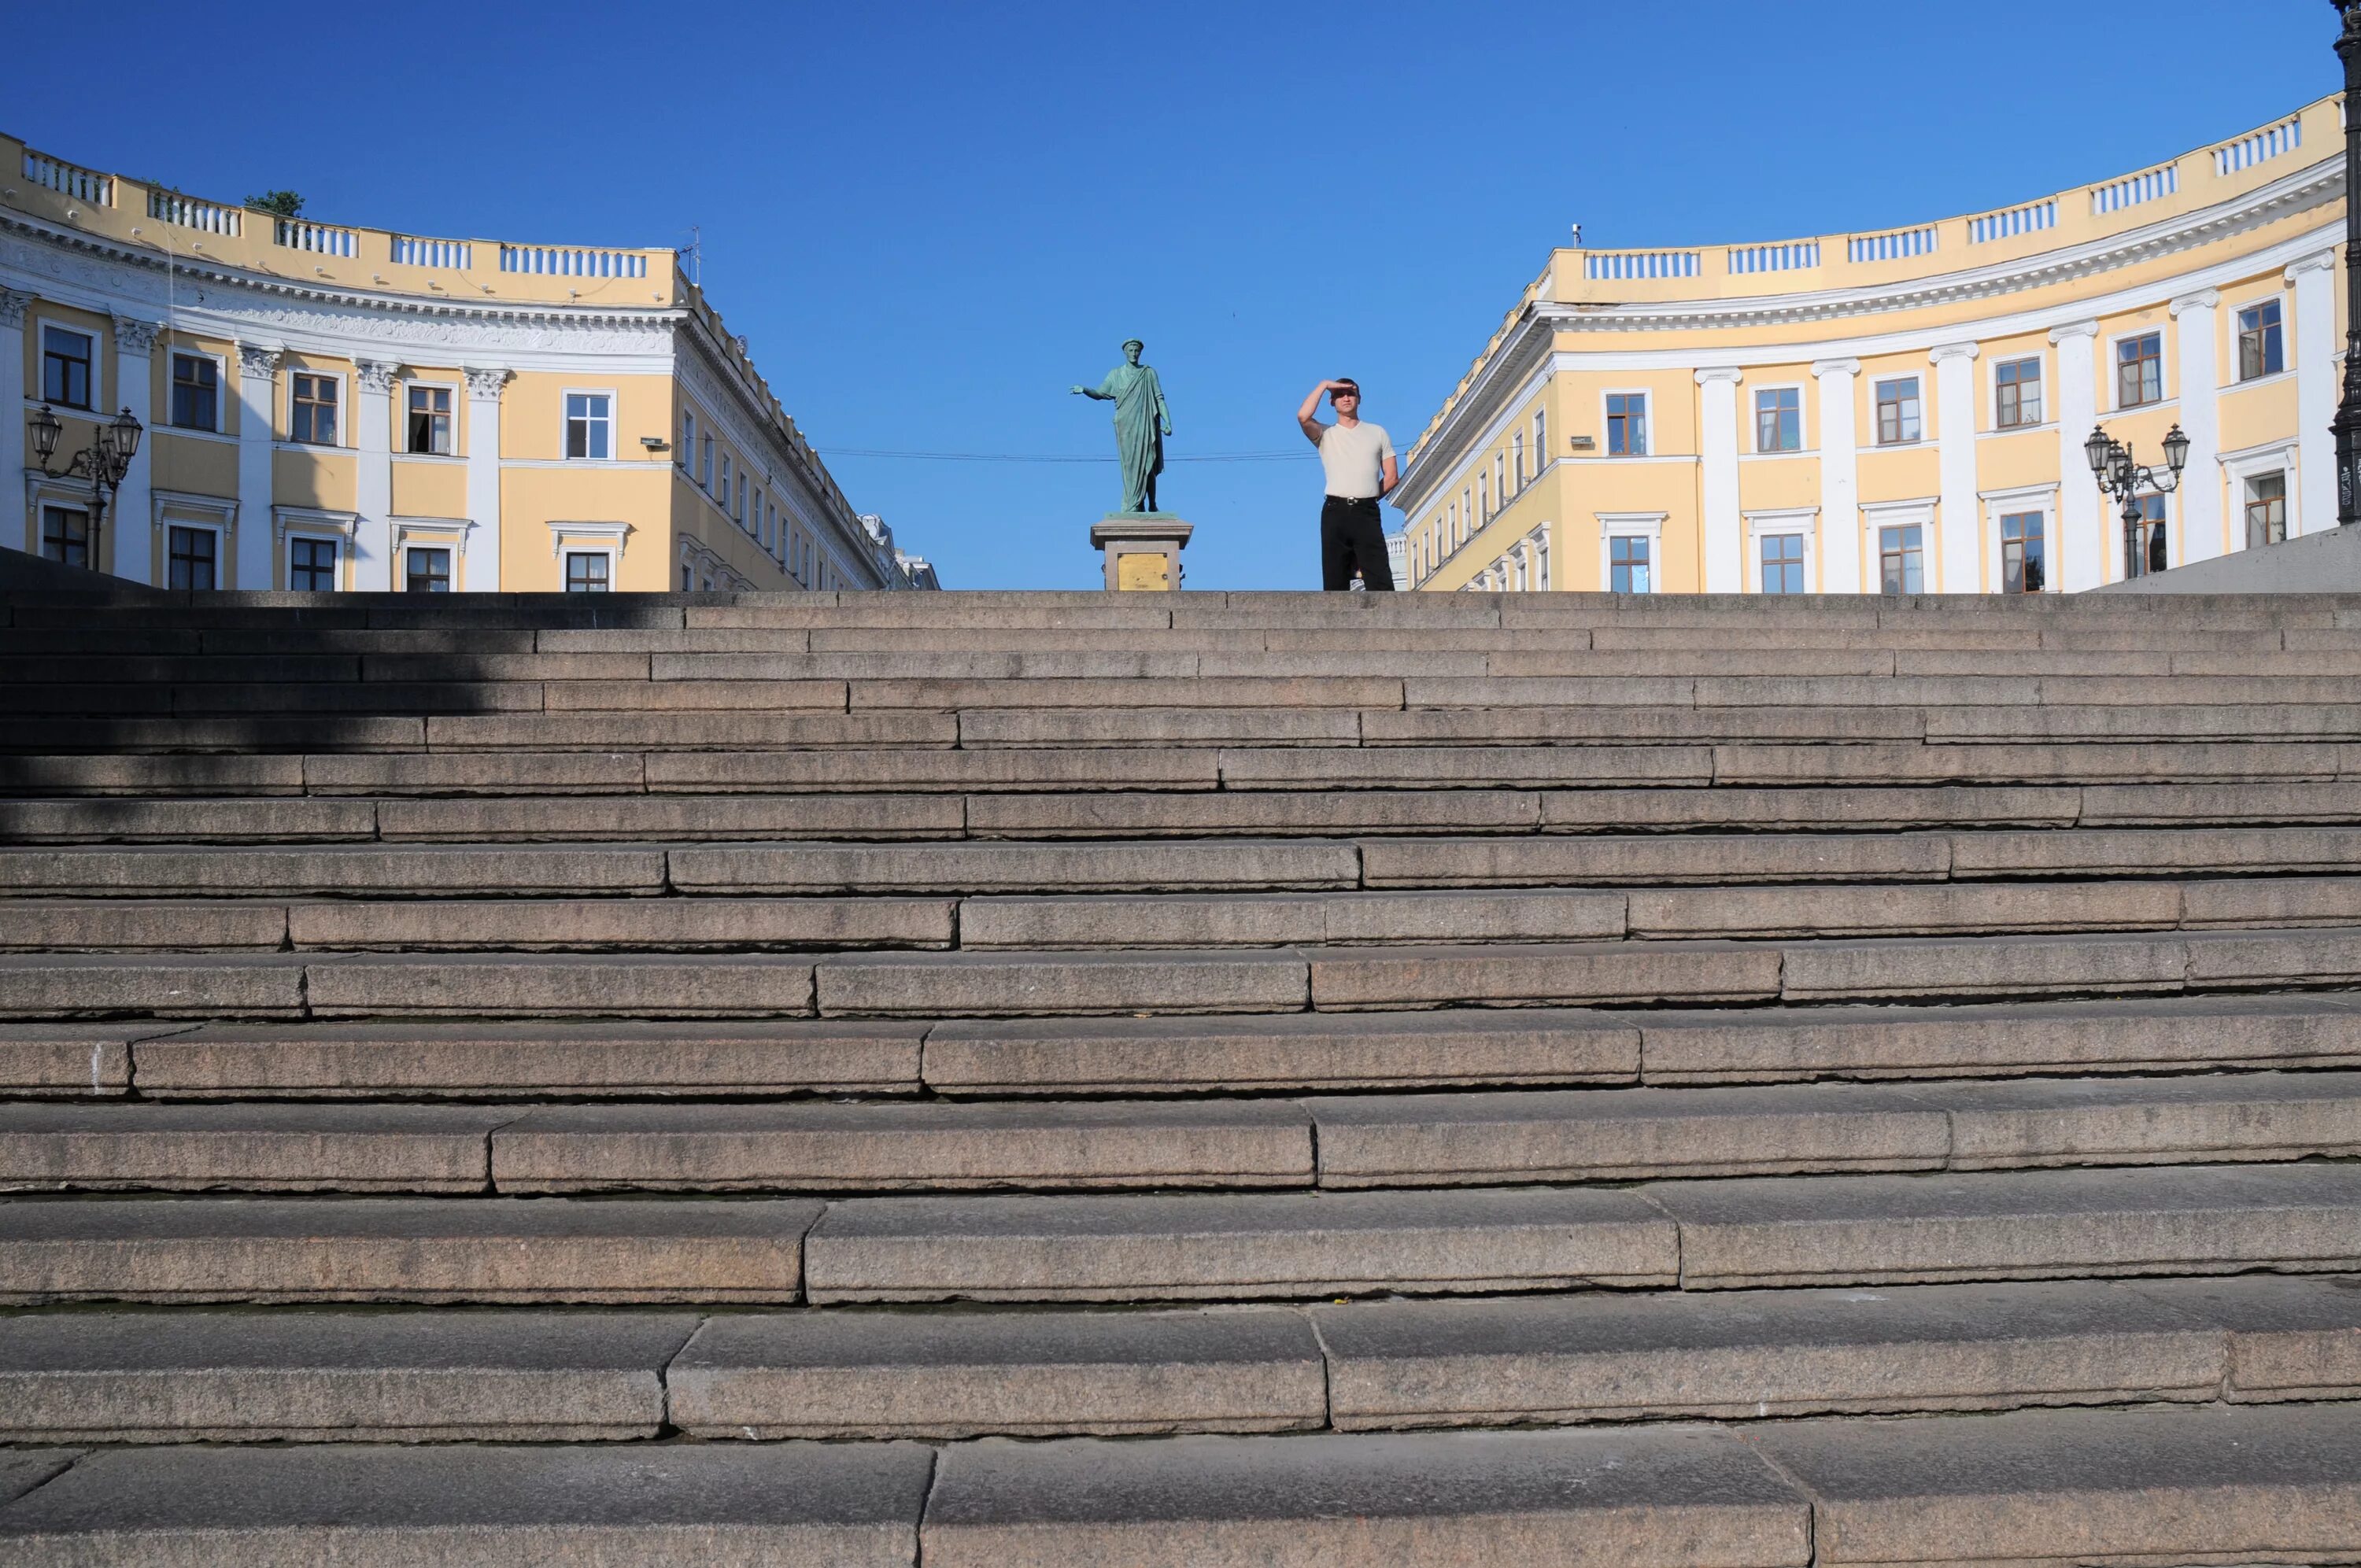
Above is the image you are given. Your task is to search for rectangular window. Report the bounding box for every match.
[680,411,695,468]
[1759,533,1805,593]
[170,353,220,431]
[736,474,747,526]
[754,492,767,547]
[291,374,339,445]
[1478,473,1489,521]
[2239,301,2286,382]
[167,526,216,590]
[41,506,88,567]
[2137,494,2169,574]
[701,436,713,489]
[1879,524,1924,595]
[565,393,611,459]
[566,552,611,592]
[1533,408,1546,467]
[405,548,452,592]
[1605,393,1648,456]
[1755,388,1801,452]
[1492,452,1506,502]
[2246,473,2288,548]
[1875,378,1922,445]
[41,326,93,408]
[2001,511,2046,593]
[719,454,733,507]
[288,537,338,592]
[2116,333,2163,408]
[1995,357,2043,428]
[1609,535,1652,593]
[407,386,453,454]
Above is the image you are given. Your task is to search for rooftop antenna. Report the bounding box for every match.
[683,226,702,288]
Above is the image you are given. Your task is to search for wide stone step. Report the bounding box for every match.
[0,1197,822,1302]
[0,1308,696,1441]
[0,1103,508,1190]
[0,1442,935,1563]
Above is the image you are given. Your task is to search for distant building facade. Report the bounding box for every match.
[2,131,934,592]
[1399,98,2343,596]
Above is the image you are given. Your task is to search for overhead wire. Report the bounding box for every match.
[818,448,1314,464]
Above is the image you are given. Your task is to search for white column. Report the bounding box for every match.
[108,315,160,586]
[235,344,282,592]
[463,367,509,592]
[2050,321,2103,589]
[2169,290,2222,563]
[2289,251,2339,536]
[1929,342,1982,592]
[1695,367,1744,593]
[0,291,30,552]
[353,360,397,592]
[1812,358,1861,592]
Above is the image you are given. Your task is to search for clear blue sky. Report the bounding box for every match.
[3,1,2337,588]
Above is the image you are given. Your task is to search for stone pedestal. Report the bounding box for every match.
[1091,515,1192,592]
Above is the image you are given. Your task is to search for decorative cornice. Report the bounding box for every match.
[1811,358,1862,378]
[0,287,30,327]
[2049,320,2101,343]
[109,313,161,354]
[464,367,512,401]
[1694,367,1745,386]
[236,343,283,378]
[1928,342,1982,363]
[353,360,401,395]
[2167,288,2221,317]
[2286,250,2339,279]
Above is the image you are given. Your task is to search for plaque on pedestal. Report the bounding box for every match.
[1091,515,1192,592]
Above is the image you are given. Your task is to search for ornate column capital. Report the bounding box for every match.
[0,289,35,329]
[237,343,284,379]
[2167,288,2222,318]
[1694,367,1745,386]
[110,315,162,355]
[354,360,401,395]
[1928,342,1982,364]
[2285,251,2339,282]
[1810,357,1861,378]
[464,366,512,401]
[2049,320,2101,345]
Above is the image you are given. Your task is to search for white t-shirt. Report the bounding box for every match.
[1315,421,1395,500]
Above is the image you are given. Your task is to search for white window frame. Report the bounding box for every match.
[1744,507,1817,593]
[286,367,345,448]
[167,347,228,434]
[1601,389,1652,458]
[736,473,747,527]
[35,319,98,411]
[1979,483,2060,594]
[1862,498,1938,593]
[1532,408,1547,472]
[2126,488,2176,577]
[1597,511,1666,594]
[562,388,616,462]
[1871,375,1924,447]
[401,378,460,457]
[401,542,456,592]
[2233,293,2289,384]
[1750,382,1808,455]
[272,506,359,589]
[563,548,616,592]
[163,518,225,590]
[283,532,344,592]
[680,409,696,470]
[1989,352,2048,431]
[2108,327,2170,413]
[2223,440,2302,544]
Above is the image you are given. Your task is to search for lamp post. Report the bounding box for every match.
[2337,2,2361,523]
[2086,424,2191,581]
[26,404,142,574]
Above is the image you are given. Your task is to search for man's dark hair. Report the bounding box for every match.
[1332,378,1361,400]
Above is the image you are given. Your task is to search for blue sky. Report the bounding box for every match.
[3,1,2337,588]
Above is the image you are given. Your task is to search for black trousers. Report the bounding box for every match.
[1321,496,1395,591]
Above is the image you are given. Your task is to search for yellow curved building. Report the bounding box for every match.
[2,134,935,592]
[1399,98,2344,596]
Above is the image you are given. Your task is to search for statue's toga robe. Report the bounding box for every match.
[1092,363,1169,514]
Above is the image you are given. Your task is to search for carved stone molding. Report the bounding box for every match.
[0,288,35,327]
[1811,358,1863,378]
[464,366,512,401]
[237,343,283,378]
[109,314,162,354]
[1928,341,1982,363]
[2168,289,2222,317]
[353,360,401,395]
[2286,250,2339,280]
[2049,320,2101,344]
[1693,367,1746,386]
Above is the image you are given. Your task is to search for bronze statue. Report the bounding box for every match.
[1072,339,1173,514]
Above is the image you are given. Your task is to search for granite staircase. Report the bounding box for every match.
[0,587,2359,1562]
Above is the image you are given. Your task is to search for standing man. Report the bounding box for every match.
[1297,378,1398,590]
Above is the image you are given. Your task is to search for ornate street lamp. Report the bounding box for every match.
[26,404,142,572]
[2335,2,2361,523]
[2086,425,2189,580]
